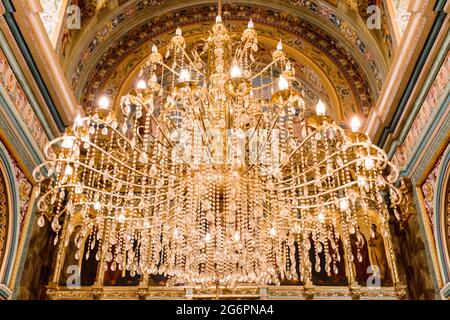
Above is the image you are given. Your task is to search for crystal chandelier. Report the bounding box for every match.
[33,6,402,287]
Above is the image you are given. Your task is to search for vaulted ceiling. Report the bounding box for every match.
[59,0,397,125]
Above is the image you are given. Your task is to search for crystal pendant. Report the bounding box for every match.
[37,215,45,228]
[333,264,338,275]
[51,217,61,232]
[315,262,321,273]
[150,164,157,176]
[139,152,148,164]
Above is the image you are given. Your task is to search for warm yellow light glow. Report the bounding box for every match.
[64,165,73,176]
[98,96,110,109]
[351,116,361,132]
[339,198,349,211]
[74,113,83,127]
[176,26,182,36]
[278,75,289,90]
[216,15,222,23]
[277,40,283,51]
[61,136,75,149]
[317,211,325,223]
[316,99,326,115]
[247,19,254,29]
[179,69,190,82]
[136,79,147,90]
[152,44,158,53]
[269,227,277,237]
[230,64,242,78]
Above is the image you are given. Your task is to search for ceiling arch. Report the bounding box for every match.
[61,0,394,124]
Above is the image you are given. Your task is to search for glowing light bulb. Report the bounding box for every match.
[176,27,182,36]
[357,176,366,187]
[204,232,211,242]
[247,18,254,29]
[136,79,146,90]
[151,44,158,53]
[269,227,277,237]
[64,165,73,176]
[61,136,75,149]
[339,198,349,211]
[278,75,289,90]
[234,231,240,242]
[98,96,110,109]
[317,211,325,223]
[179,69,190,82]
[118,210,125,223]
[216,15,222,23]
[74,113,83,127]
[277,40,283,51]
[230,64,242,78]
[351,116,361,132]
[364,158,375,170]
[93,201,101,210]
[316,99,326,115]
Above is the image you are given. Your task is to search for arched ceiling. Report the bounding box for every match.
[59,0,396,125]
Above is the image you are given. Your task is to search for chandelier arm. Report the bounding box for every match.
[249,57,284,80]
[154,60,182,77]
[278,156,389,191]
[47,152,181,188]
[79,192,184,214]
[284,180,361,201]
[247,114,263,142]
[32,161,52,182]
[277,142,391,185]
[178,46,206,77]
[86,117,176,159]
[242,112,281,175]
[81,139,182,178]
[135,125,172,153]
[292,193,386,211]
[36,175,188,211]
[252,79,280,92]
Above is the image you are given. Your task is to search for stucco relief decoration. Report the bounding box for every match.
[8,156,32,231]
[444,186,450,252]
[289,0,384,85]
[0,49,49,151]
[69,0,165,90]
[446,187,450,253]
[421,157,443,230]
[392,52,450,168]
[393,0,412,35]
[0,171,8,265]
[39,0,64,41]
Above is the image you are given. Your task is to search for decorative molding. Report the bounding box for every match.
[3,0,78,127]
[45,284,408,300]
